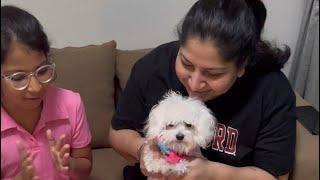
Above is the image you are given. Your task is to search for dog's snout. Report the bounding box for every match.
[176,133,184,141]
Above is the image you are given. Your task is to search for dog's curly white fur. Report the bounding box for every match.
[142,91,216,177]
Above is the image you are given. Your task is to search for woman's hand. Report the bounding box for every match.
[168,158,212,180]
[139,139,165,179]
[14,141,38,180]
[46,129,71,173]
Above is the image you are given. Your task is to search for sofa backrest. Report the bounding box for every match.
[51,40,117,148]
[50,40,151,148]
[115,49,153,94]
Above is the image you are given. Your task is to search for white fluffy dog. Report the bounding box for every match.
[142,91,216,178]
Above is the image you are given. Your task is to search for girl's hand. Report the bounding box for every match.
[46,129,71,173]
[15,141,38,180]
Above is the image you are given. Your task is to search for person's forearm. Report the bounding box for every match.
[108,127,146,163]
[207,161,276,180]
[69,157,92,179]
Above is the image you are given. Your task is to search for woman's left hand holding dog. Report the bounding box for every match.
[167,158,212,180]
[46,129,73,174]
[139,139,165,179]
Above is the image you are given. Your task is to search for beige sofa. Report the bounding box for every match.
[50,40,319,180]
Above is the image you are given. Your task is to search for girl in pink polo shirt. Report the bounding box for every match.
[1,6,92,179]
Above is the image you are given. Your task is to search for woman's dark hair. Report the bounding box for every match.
[1,5,50,64]
[177,0,290,73]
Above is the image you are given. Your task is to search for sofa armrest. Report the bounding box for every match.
[290,121,319,180]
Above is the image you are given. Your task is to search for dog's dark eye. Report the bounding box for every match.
[166,124,175,129]
[185,123,193,128]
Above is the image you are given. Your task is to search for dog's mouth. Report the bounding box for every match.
[175,140,185,143]
[167,142,190,154]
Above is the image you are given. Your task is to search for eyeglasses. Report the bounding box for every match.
[1,63,56,90]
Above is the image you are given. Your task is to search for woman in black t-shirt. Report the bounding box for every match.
[109,0,296,179]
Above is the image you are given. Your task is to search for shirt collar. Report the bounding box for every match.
[1,106,18,132]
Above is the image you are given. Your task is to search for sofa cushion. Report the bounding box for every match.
[295,91,311,107]
[50,41,116,148]
[290,121,319,180]
[89,148,130,180]
[116,48,152,90]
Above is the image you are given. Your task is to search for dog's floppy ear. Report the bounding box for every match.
[194,111,217,148]
[144,103,162,139]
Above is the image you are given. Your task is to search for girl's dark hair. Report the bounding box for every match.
[1,5,50,64]
[178,0,290,73]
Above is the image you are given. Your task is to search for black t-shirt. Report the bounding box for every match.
[112,41,297,177]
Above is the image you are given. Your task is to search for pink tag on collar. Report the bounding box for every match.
[163,151,186,164]
[157,139,186,164]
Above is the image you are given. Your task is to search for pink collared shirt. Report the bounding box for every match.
[1,86,92,179]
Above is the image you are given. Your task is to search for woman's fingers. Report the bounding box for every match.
[59,153,70,173]
[16,141,29,161]
[61,153,70,167]
[55,134,65,152]
[17,141,35,168]
[140,141,164,178]
[46,129,56,147]
[59,144,70,159]
[16,141,37,179]
[50,146,59,165]
[141,167,163,178]
[45,129,72,172]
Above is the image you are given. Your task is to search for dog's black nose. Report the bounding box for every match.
[176,133,184,141]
